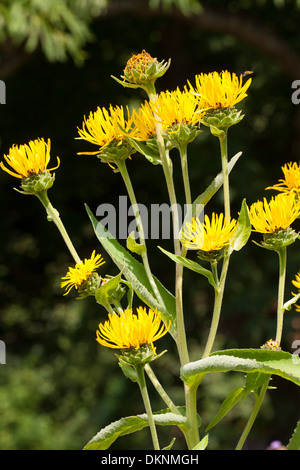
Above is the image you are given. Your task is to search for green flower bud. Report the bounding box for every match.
[112,50,171,91]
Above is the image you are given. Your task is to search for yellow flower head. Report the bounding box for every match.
[180,213,238,252]
[188,70,252,109]
[249,193,300,234]
[266,162,300,195]
[96,307,171,355]
[0,138,60,179]
[131,100,157,141]
[61,251,105,295]
[150,88,205,130]
[77,105,136,154]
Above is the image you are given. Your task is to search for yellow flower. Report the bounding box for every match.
[150,88,205,129]
[77,105,137,154]
[292,271,300,291]
[292,271,300,312]
[0,138,60,179]
[96,307,170,354]
[249,193,300,234]
[180,213,237,252]
[61,251,105,295]
[188,70,252,109]
[266,162,300,195]
[131,100,157,141]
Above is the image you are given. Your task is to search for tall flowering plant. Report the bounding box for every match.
[2,50,300,451]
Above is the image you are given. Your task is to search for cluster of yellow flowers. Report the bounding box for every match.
[1,49,300,354]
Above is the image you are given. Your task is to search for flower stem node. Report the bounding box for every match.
[113,49,171,91]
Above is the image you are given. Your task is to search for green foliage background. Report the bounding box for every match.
[0,0,300,450]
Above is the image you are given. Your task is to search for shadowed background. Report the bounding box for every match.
[0,0,300,450]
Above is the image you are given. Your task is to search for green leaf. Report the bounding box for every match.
[95,271,125,307]
[162,437,176,450]
[126,137,161,165]
[232,198,251,251]
[283,293,300,311]
[186,152,242,222]
[210,125,226,138]
[193,434,209,450]
[287,419,300,450]
[205,371,271,432]
[181,349,300,388]
[206,387,245,432]
[158,246,218,288]
[126,231,146,255]
[83,408,188,450]
[86,204,177,337]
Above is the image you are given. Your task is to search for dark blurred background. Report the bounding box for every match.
[0,0,300,450]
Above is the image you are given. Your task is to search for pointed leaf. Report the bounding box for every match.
[126,137,161,165]
[287,419,300,450]
[86,204,177,337]
[159,246,217,288]
[83,408,188,450]
[127,231,146,255]
[232,198,251,251]
[95,271,124,307]
[181,349,300,388]
[185,152,242,223]
[193,434,209,450]
[205,387,245,432]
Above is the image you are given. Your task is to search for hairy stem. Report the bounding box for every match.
[37,190,81,264]
[135,364,160,450]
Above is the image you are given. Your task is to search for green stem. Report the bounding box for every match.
[235,378,270,450]
[147,83,196,449]
[201,130,232,358]
[36,190,81,264]
[201,256,229,358]
[235,246,287,449]
[145,364,181,415]
[117,159,164,307]
[146,83,189,368]
[275,246,287,344]
[185,384,200,449]
[219,131,230,221]
[179,143,192,207]
[135,363,160,450]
